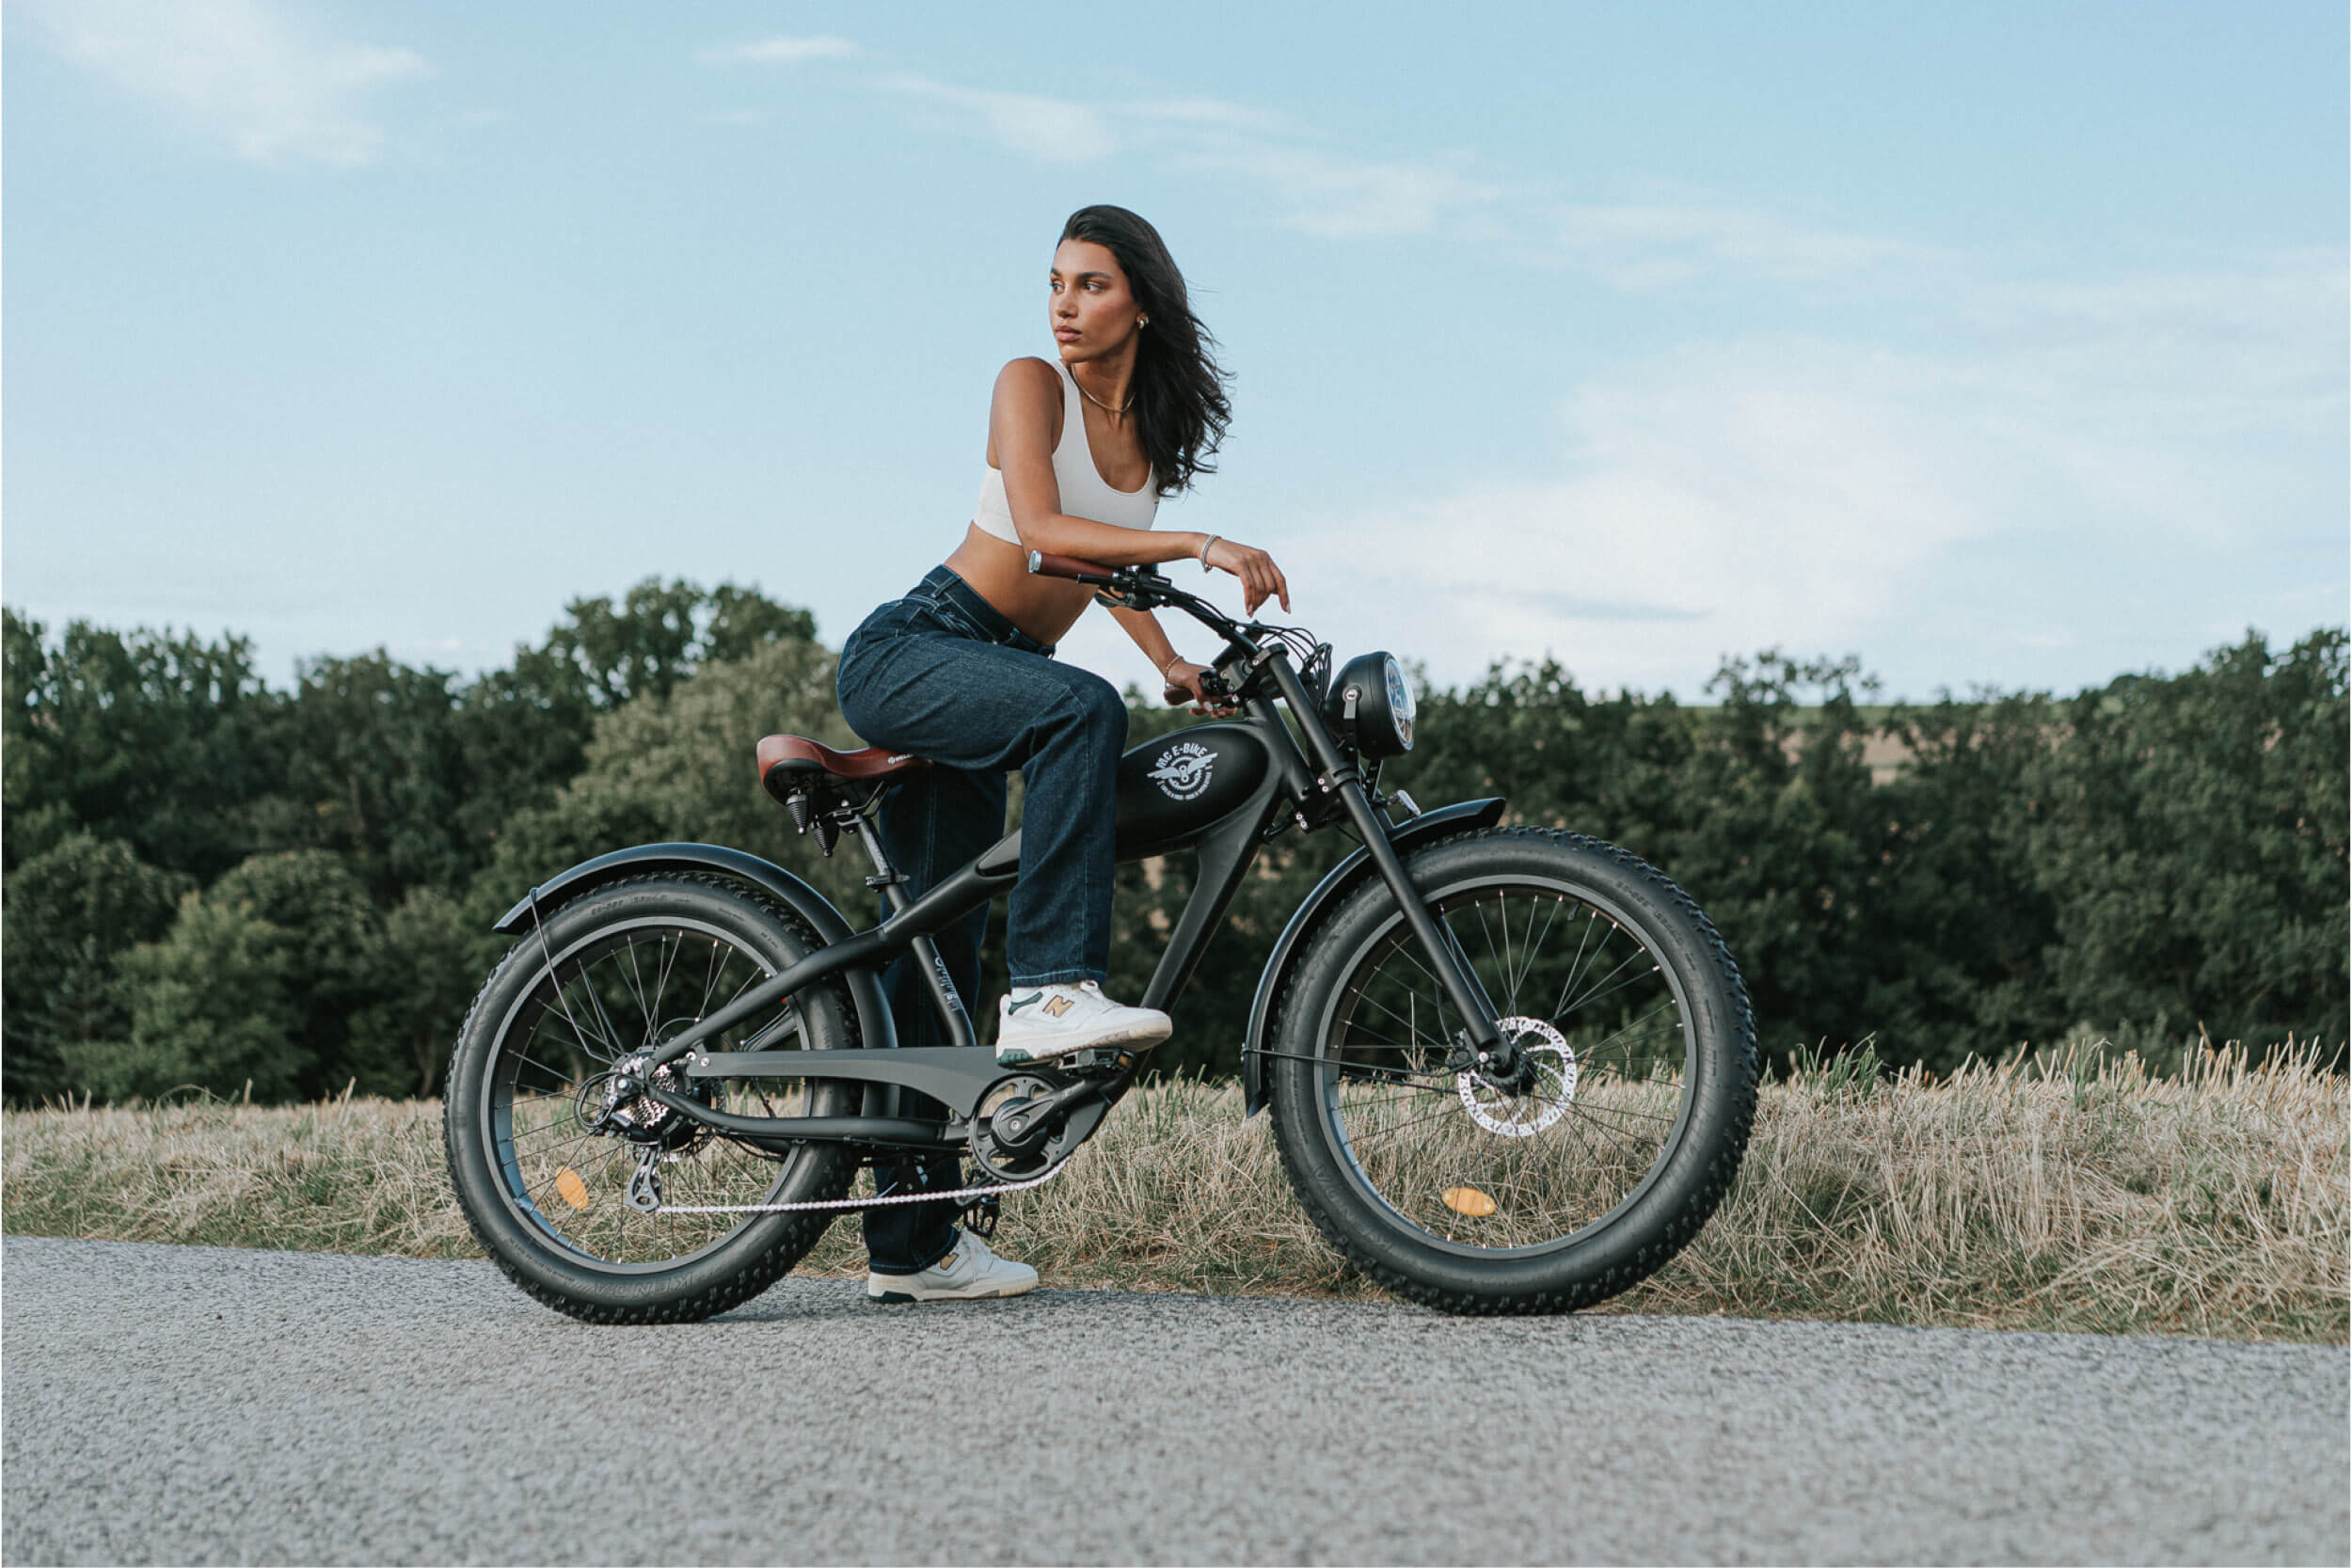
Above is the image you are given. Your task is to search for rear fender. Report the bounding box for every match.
[491,842,897,1052]
[1243,799,1506,1116]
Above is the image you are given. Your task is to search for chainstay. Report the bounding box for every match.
[654,1159,1069,1214]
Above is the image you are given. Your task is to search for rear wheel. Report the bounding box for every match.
[443,875,858,1323]
[1267,827,1757,1314]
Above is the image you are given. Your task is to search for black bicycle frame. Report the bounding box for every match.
[602,561,1507,1155]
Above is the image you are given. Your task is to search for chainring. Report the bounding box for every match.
[968,1072,1058,1181]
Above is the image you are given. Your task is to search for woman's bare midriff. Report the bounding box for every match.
[942,523,1099,645]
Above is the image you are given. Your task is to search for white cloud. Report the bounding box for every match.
[1178,143,1501,239]
[1543,202,1949,288]
[857,67,1937,273]
[1277,255,2346,696]
[866,71,1496,235]
[696,35,859,67]
[19,0,427,167]
[1285,341,1982,693]
[880,72,1118,164]
[1124,95,1298,136]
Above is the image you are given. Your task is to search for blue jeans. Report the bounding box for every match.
[835,563,1130,1271]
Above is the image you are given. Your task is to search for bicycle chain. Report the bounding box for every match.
[652,1159,1069,1215]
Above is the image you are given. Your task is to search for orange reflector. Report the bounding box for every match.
[554,1168,592,1211]
[1442,1185,1496,1217]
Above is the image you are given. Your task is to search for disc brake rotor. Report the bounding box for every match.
[1456,1015,1578,1137]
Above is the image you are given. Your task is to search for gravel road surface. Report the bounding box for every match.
[3,1237,2344,1565]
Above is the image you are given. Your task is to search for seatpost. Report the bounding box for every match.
[850,815,978,1053]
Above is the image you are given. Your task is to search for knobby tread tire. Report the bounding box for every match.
[1265,826,1758,1315]
[442,872,858,1324]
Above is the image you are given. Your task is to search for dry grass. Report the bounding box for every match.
[6,1044,2344,1341]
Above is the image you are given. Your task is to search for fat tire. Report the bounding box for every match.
[442,873,858,1323]
[1266,826,1757,1315]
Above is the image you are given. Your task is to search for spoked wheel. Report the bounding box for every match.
[1267,827,1757,1314]
[443,875,859,1323]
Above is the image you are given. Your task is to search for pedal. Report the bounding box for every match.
[960,1192,1001,1238]
[1053,1045,1138,1077]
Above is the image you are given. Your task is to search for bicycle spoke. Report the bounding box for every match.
[1317,874,1699,1257]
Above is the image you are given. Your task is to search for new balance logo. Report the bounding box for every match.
[1042,996,1074,1019]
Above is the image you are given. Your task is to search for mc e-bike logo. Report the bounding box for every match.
[1149,740,1216,801]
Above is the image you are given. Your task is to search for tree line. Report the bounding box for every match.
[5,585,2343,1104]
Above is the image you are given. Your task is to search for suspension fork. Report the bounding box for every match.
[1261,655,1506,1059]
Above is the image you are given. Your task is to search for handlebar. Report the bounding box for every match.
[1026,548,1314,713]
[1026,550,1119,585]
[1026,548,1229,631]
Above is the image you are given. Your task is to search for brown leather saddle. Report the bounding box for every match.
[757,735,928,802]
[756,736,930,847]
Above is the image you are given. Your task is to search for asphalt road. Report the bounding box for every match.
[2,1237,2344,1565]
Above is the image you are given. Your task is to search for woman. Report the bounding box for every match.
[834,204,1291,1303]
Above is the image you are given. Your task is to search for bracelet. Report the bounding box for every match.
[1198,533,1219,572]
[1162,654,1188,683]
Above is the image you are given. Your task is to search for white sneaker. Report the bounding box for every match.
[995,980,1172,1066]
[866,1230,1039,1303]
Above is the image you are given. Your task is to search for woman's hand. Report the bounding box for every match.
[1202,536,1291,616]
[1162,658,1237,715]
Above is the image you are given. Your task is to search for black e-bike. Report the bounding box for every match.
[443,552,1759,1321]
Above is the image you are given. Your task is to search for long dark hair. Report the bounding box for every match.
[1059,204,1231,499]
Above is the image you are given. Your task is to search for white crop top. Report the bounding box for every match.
[972,357,1158,545]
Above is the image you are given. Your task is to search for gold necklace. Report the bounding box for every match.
[1073,373,1133,418]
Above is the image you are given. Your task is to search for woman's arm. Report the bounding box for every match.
[992,358,1290,612]
[1107,605,1231,712]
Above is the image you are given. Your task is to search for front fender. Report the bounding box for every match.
[491,842,897,1052]
[1243,798,1506,1116]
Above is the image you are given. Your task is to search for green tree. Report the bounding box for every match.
[455,579,828,867]
[2,834,194,1102]
[467,636,866,955]
[98,851,385,1102]
[512,578,819,716]
[87,895,303,1102]
[2017,628,2349,1047]
[245,651,474,900]
[348,887,480,1097]
[4,610,282,878]
[1864,689,2061,1069]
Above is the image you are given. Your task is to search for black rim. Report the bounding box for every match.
[1311,873,1699,1259]
[479,913,842,1275]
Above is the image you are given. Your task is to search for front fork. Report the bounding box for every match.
[1262,657,1512,1069]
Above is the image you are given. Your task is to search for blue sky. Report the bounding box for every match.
[5,1,2344,701]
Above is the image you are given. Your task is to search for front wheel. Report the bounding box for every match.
[1267,827,1757,1314]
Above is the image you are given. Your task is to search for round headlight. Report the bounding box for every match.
[1385,654,1416,751]
[1324,651,1415,759]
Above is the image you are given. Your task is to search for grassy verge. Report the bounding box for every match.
[5,1045,2343,1341]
